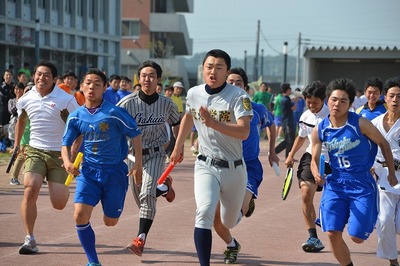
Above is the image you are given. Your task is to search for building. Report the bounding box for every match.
[0,0,122,79]
[121,0,193,88]
[303,46,400,89]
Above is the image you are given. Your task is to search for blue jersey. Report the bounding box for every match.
[103,87,120,105]
[318,112,377,175]
[242,102,274,161]
[356,100,386,121]
[62,100,141,166]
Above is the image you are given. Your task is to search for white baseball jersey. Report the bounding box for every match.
[186,83,253,161]
[298,104,330,161]
[117,92,180,149]
[372,112,400,194]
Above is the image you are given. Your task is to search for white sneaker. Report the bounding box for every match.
[19,236,38,254]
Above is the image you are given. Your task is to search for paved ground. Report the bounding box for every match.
[0,139,395,265]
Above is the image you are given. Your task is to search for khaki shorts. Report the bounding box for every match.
[24,146,68,184]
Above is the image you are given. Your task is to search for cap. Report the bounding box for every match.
[173,81,184,88]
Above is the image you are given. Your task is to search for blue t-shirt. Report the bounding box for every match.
[62,101,141,166]
[117,90,131,100]
[242,102,274,161]
[103,87,120,105]
[318,112,377,175]
[356,100,386,121]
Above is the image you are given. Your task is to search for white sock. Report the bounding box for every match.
[27,235,35,240]
[138,233,146,240]
[227,238,236,247]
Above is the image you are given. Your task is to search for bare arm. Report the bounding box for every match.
[266,124,279,166]
[285,136,307,167]
[199,106,251,140]
[128,135,143,186]
[310,127,324,185]
[170,113,194,164]
[12,110,27,152]
[360,117,398,186]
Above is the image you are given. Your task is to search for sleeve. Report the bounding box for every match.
[258,105,273,129]
[233,90,253,120]
[62,114,81,146]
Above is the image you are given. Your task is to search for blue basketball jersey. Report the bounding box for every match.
[318,112,377,174]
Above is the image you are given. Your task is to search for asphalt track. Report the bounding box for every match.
[0,139,395,265]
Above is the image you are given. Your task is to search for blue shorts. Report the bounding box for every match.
[320,172,378,240]
[74,162,129,219]
[245,158,263,198]
[274,115,282,127]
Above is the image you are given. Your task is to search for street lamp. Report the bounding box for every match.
[35,18,40,63]
[283,42,288,83]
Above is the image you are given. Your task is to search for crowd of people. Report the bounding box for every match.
[3,53,400,266]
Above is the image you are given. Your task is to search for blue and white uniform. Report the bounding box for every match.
[356,100,387,120]
[63,100,141,218]
[243,102,274,198]
[187,82,253,230]
[318,112,378,240]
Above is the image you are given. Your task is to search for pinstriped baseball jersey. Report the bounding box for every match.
[186,83,253,161]
[117,91,180,149]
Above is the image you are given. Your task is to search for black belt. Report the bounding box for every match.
[376,159,400,171]
[142,147,160,155]
[197,154,243,169]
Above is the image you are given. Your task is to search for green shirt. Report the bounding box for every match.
[252,91,272,111]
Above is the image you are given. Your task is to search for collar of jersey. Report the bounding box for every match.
[205,82,227,95]
[139,90,159,105]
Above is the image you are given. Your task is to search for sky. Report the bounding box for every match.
[182,0,400,58]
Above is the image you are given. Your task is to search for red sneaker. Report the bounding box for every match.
[162,176,175,202]
[127,237,145,256]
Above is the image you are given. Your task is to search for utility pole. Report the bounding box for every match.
[244,50,247,72]
[295,32,301,86]
[260,49,264,79]
[253,20,260,81]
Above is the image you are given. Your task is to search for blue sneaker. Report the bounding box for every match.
[301,237,324,252]
[86,262,101,266]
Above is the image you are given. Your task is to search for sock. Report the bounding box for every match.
[156,184,168,197]
[26,234,35,240]
[227,238,236,248]
[76,222,99,264]
[138,218,153,238]
[308,228,318,239]
[194,227,212,266]
[346,263,353,266]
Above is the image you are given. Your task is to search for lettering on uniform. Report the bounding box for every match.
[133,113,166,126]
[324,136,361,155]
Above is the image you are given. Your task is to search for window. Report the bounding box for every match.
[38,0,45,8]
[122,20,140,38]
[51,0,58,10]
[65,0,71,14]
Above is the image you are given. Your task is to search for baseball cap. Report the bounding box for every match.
[173,81,184,88]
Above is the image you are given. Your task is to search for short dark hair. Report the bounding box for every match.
[137,60,162,78]
[34,60,57,78]
[302,81,326,100]
[108,74,121,82]
[164,85,173,91]
[229,67,248,87]
[83,68,108,86]
[120,75,132,83]
[202,49,231,70]
[281,83,291,93]
[14,82,25,90]
[63,70,77,79]
[327,78,356,104]
[383,76,400,95]
[364,77,383,93]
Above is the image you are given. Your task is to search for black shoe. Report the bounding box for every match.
[245,198,255,218]
[223,238,241,264]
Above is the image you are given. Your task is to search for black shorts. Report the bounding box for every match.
[297,152,332,192]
